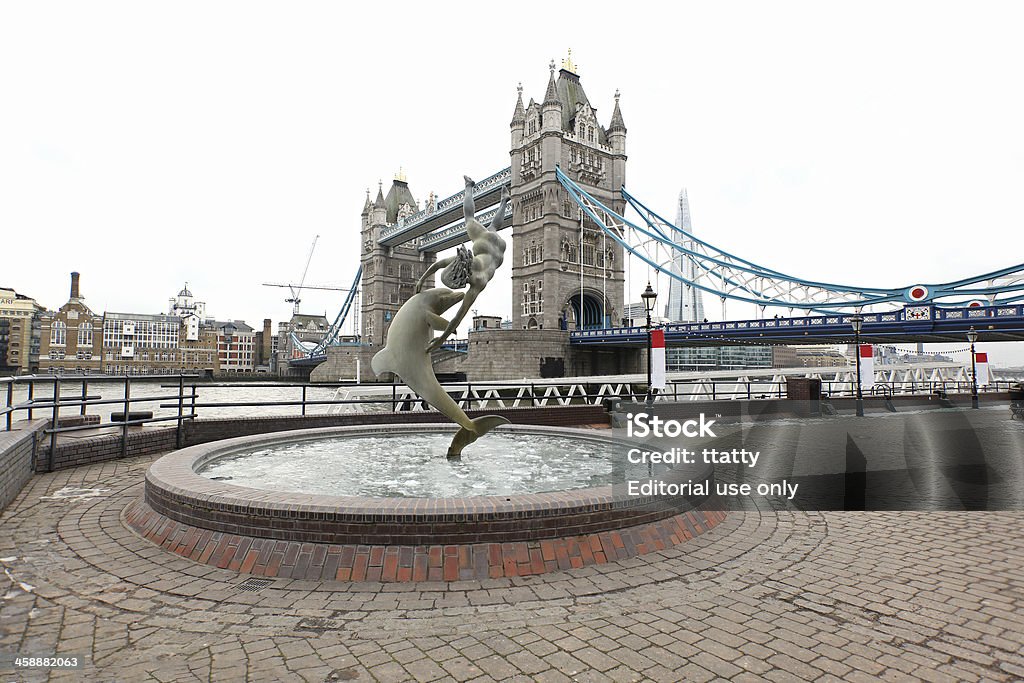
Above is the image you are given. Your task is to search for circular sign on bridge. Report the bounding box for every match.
[906,285,930,302]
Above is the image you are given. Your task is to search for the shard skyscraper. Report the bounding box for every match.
[664,189,705,322]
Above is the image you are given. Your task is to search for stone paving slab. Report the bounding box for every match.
[0,452,1021,682]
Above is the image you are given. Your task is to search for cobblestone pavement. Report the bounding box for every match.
[1,453,1022,682]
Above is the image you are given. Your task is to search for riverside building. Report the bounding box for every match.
[0,286,44,373]
[38,273,104,375]
[101,312,182,375]
[214,321,256,373]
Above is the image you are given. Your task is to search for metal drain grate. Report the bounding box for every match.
[235,578,273,592]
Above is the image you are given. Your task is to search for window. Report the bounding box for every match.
[50,320,66,346]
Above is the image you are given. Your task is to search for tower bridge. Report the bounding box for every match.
[377,167,512,248]
[301,57,1024,382]
[572,303,1024,347]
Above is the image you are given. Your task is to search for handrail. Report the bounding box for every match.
[2,374,1014,470]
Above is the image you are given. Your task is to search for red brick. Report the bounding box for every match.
[413,554,428,582]
[382,554,398,582]
[266,552,284,577]
[530,548,545,575]
[443,555,459,581]
[239,549,259,574]
[351,553,368,581]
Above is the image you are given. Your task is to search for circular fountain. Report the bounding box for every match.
[126,424,725,582]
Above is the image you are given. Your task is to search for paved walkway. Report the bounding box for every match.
[1,452,1022,682]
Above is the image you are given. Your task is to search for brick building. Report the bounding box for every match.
[39,273,104,375]
[214,321,255,373]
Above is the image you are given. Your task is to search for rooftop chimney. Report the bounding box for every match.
[70,272,81,299]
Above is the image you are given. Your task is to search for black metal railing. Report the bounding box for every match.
[2,374,1016,470]
[1,374,200,471]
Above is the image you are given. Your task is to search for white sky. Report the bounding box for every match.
[2,2,1023,365]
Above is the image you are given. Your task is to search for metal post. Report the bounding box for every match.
[644,308,653,408]
[27,382,34,421]
[80,379,88,416]
[531,383,536,408]
[301,385,307,416]
[49,377,60,472]
[190,383,197,420]
[391,383,397,412]
[121,376,130,458]
[968,327,979,409]
[5,382,11,431]
[176,375,184,449]
[747,383,752,400]
[851,317,864,417]
[970,343,979,409]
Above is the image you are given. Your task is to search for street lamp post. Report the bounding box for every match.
[850,314,864,417]
[967,326,979,409]
[641,282,658,407]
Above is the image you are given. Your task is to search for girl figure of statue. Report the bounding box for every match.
[415,175,509,352]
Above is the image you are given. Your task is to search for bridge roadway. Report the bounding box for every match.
[571,303,1024,347]
[378,167,512,249]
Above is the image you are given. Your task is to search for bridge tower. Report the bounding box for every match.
[359,175,435,346]
[510,58,626,332]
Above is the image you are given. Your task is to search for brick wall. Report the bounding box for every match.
[34,426,178,472]
[0,420,46,511]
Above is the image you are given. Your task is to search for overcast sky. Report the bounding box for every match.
[3,2,1023,365]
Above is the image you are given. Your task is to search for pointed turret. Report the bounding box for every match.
[511,83,526,148]
[370,180,388,226]
[543,61,560,107]
[608,90,626,134]
[542,60,562,131]
[511,83,526,127]
[361,188,372,216]
[608,90,627,156]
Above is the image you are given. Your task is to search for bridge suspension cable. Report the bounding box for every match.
[556,167,1024,313]
[289,265,364,361]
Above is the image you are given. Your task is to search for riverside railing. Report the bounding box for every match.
[2,374,1016,460]
[1,374,200,471]
[155,377,1013,411]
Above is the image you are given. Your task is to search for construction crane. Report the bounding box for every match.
[263,235,351,316]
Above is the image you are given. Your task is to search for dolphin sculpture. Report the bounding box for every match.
[371,286,510,458]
